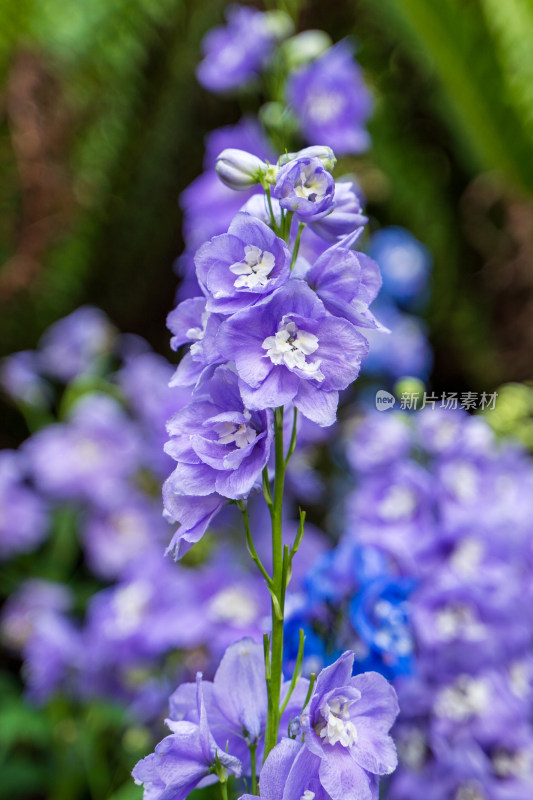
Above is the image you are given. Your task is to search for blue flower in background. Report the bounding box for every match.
[350,576,416,680]
[369,227,432,310]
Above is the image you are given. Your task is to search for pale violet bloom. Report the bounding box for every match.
[274,156,335,222]
[219,280,369,426]
[132,675,242,800]
[195,213,290,313]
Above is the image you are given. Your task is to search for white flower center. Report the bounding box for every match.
[293,166,328,203]
[445,462,478,502]
[319,695,358,748]
[300,792,315,800]
[213,410,257,448]
[450,539,484,577]
[455,783,485,800]
[111,511,148,547]
[378,485,417,521]
[186,310,210,356]
[435,676,490,721]
[111,581,151,635]
[492,748,532,779]
[307,91,345,124]
[262,318,324,380]
[435,603,486,642]
[76,437,104,467]
[397,727,427,770]
[509,660,531,698]
[208,586,258,625]
[229,245,275,290]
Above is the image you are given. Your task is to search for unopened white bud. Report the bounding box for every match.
[279,146,337,172]
[215,149,267,190]
[282,30,332,68]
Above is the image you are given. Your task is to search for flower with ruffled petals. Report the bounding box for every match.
[169,638,308,771]
[274,157,335,222]
[218,280,368,426]
[305,234,383,330]
[299,651,399,800]
[132,675,242,800]
[195,213,291,313]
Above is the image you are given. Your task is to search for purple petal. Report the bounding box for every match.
[318,747,374,800]
[239,368,299,410]
[260,739,304,800]
[294,383,338,427]
[213,638,267,742]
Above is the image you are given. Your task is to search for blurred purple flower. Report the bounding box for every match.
[197,5,276,92]
[38,306,115,382]
[287,42,373,155]
[0,450,48,559]
[0,350,51,406]
[24,393,142,507]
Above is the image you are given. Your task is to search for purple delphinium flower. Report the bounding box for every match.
[170,638,309,770]
[191,560,270,659]
[238,737,333,800]
[132,674,242,800]
[311,181,368,241]
[38,306,115,382]
[346,412,412,473]
[273,157,335,222]
[164,364,273,499]
[81,496,169,579]
[298,650,399,800]
[1,579,72,651]
[305,233,384,330]
[196,5,276,93]
[412,575,529,676]
[23,613,82,704]
[83,556,210,666]
[23,393,141,506]
[195,212,291,313]
[166,296,225,388]
[163,365,272,557]
[219,280,369,426]
[0,450,48,559]
[287,41,373,155]
[0,350,51,406]
[163,491,227,559]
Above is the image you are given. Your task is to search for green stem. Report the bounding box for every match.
[285,406,298,464]
[239,501,272,585]
[263,406,287,760]
[219,779,228,800]
[265,185,279,235]
[250,742,258,795]
[289,222,305,270]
